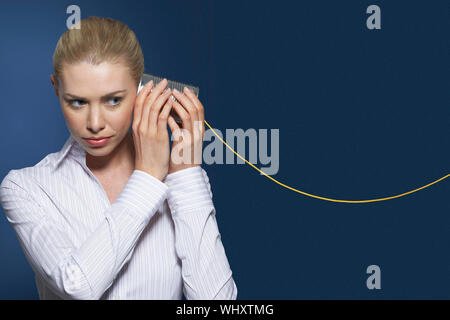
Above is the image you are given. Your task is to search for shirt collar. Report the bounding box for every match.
[53,134,86,171]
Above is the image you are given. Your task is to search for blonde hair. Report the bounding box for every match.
[52,16,144,88]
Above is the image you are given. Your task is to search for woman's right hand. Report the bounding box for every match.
[132,78,173,181]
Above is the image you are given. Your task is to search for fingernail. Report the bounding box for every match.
[173,88,179,94]
[184,86,191,94]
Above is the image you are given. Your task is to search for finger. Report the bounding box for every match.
[157,97,173,133]
[141,80,164,134]
[147,88,172,134]
[171,99,192,133]
[172,88,199,125]
[143,78,168,121]
[172,88,200,142]
[142,78,168,108]
[167,115,180,134]
[133,80,153,128]
[183,87,205,138]
[183,87,204,116]
[168,115,181,147]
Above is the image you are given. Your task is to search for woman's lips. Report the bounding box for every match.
[83,137,111,146]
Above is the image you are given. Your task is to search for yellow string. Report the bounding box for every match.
[203,119,450,204]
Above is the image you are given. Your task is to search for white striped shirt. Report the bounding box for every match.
[0,134,237,300]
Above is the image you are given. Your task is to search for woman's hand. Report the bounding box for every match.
[167,87,205,174]
[132,78,173,181]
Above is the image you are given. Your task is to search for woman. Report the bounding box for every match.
[0,16,237,300]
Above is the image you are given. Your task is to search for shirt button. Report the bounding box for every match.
[166,181,172,187]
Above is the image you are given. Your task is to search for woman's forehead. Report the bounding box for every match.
[60,60,132,92]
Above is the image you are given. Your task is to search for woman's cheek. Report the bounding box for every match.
[123,101,134,124]
[62,110,82,132]
[113,103,133,128]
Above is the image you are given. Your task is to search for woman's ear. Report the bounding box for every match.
[50,74,59,98]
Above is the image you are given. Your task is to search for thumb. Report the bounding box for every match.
[167,115,180,135]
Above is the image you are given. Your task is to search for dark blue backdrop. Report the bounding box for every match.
[0,0,449,299]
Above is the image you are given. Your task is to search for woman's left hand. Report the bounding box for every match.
[167,87,205,174]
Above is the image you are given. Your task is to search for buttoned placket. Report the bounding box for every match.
[81,162,112,209]
[71,144,112,209]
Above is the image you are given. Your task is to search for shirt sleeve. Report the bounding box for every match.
[0,169,168,300]
[163,166,238,300]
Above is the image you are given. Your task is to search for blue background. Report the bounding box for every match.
[0,0,449,299]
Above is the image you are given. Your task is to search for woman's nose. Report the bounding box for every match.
[86,104,105,132]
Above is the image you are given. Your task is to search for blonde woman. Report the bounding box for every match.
[0,16,237,300]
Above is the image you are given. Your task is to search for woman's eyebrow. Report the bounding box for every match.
[63,90,127,100]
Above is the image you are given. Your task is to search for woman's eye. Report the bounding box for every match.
[66,97,122,108]
[70,100,85,108]
[108,97,122,106]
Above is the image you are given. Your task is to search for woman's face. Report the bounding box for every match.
[51,58,137,158]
